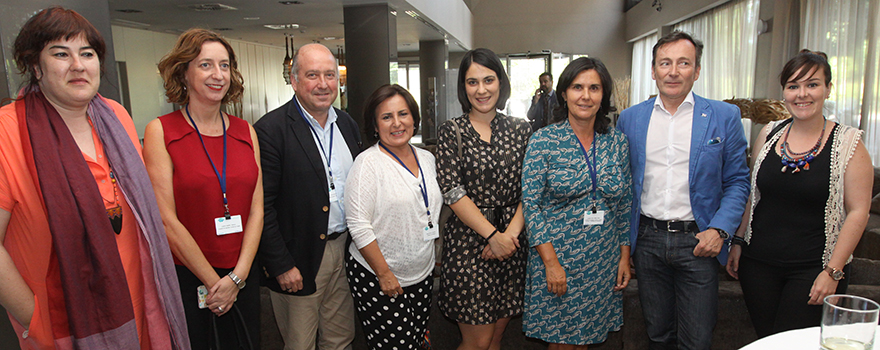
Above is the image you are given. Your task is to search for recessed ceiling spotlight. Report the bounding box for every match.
[180,3,238,11]
[243,17,260,20]
[115,9,142,13]
[264,24,300,30]
[390,10,397,16]
[111,19,151,28]
[324,37,336,40]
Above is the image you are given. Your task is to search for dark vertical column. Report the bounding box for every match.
[418,39,448,142]
[0,0,120,102]
[343,4,397,140]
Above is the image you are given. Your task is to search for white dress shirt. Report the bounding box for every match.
[345,145,442,287]
[641,92,696,221]
[297,95,354,234]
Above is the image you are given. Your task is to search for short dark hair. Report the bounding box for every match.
[157,28,244,105]
[551,57,616,134]
[779,49,832,87]
[363,84,421,147]
[456,48,511,114]
[539,72,553,81]
[652,31,704,68]
[13,6,107,88]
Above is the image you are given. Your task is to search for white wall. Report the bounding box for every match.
[111,26,294,138]
[469,0,631,79]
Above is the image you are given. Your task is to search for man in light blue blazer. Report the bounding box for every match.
[617,31,750,350]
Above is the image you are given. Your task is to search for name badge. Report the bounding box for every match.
[424,222,439,241]
[215,215,243,235]
[583,210,605,226]
[328,187,339,203]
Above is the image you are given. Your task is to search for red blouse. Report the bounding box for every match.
[159,110,257,268]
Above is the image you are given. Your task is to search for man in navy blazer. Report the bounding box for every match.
[617,31,749,350]
[255,43,361,350]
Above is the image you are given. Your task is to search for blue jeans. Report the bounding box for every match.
[634,223,719,350]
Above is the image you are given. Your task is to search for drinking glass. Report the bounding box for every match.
[821,294,880,350]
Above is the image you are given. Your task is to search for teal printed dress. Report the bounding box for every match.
[521,120,632,345]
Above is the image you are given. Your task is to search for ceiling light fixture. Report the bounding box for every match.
[243,17,260,20]
[264,24,300,30]
[180,3,238,11]
[111,19,151,28]
[283,34,294,84]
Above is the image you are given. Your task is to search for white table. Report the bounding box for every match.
[740,326,880,349]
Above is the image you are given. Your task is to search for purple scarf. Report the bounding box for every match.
[18,87,190,349]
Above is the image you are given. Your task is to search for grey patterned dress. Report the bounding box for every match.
[521,120,632,345]
[436,113,531,325]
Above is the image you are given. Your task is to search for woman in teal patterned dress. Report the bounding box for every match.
[522,57,633,349]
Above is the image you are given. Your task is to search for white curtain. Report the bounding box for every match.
[800,0,872,130]
[864,0,880,164]
[630,32,660,105]
[804,0,880,164]
[674,0,761,101]
[672,0,761,143]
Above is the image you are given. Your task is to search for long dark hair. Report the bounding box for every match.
[551,57,616,133]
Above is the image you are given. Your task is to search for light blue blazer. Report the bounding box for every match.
[616,94,750,264]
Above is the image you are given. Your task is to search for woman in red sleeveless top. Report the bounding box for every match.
[144,29,263,350]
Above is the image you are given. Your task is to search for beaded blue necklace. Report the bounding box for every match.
[780,118,826,173]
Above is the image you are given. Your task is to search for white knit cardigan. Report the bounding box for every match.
[744,120,863,267]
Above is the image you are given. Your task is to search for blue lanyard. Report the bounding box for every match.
[575,132,598,213]
[378,142,433,228]
[185,105,230,219]
[297,100,336,189]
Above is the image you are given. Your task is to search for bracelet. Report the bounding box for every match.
[486,229,499,241]
[731,235,746,246]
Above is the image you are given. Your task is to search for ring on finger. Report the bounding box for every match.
[218,306,224,312]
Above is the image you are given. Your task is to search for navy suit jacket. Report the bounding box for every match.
[254,98,362,295]
[616,94,750,264]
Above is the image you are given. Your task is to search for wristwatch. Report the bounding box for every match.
[825,266,845,281]
[711,227,730,240]
[227,271,246,290]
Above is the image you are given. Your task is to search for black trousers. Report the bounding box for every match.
[738,256,849,338]
[345,253,432,350]
[176,263,261,350]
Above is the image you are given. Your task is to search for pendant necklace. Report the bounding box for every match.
[780,118,826,173]
[105,166,123,234]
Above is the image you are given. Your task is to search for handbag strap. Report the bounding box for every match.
[767,118,793,142]
[451,119,463,158]
[210,304,254,350]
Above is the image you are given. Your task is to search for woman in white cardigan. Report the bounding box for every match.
[726,50,872,338]
[345,84,443,349]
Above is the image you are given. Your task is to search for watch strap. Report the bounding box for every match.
[227,271,245,289]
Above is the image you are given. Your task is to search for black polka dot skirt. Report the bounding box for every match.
[345,253,433,350]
